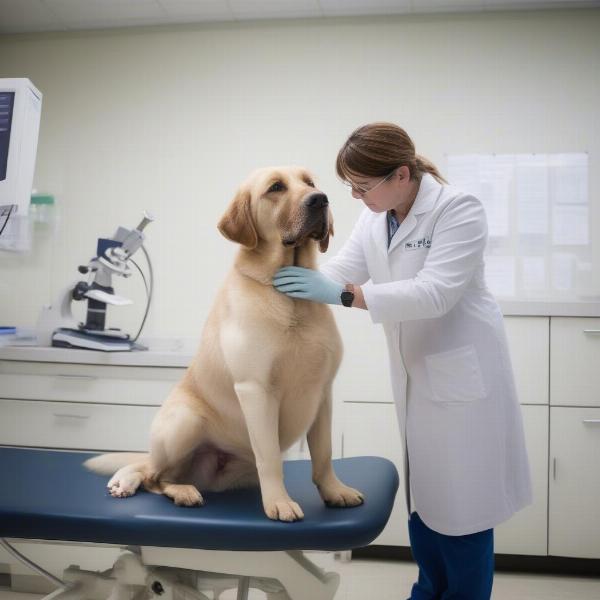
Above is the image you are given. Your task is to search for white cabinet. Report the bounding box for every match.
[549,407,600,559]
[339,314,600,560]
[340,316,550,552]
[547,317,600,559]
[550,317,600,407]
[503,316,549,405]
[494,405,548,556]
[0,359,175,450]
[494,318,550,555]
[343,401,408,546]
[349,308,600,561]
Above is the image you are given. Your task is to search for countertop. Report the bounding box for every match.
[0,338,197,367]
[498,300,600,317]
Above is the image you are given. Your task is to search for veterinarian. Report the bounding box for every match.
[272,122,532,600]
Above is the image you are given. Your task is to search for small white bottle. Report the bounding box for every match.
[30,193,59,240]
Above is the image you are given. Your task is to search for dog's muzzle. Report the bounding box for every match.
[282,193,329,247]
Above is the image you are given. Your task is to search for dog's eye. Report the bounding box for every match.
[267,181,286,193]
[304,179,315,188]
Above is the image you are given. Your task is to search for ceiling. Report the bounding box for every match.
[0,0,599,34]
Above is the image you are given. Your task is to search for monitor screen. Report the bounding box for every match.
[0,92,15,182]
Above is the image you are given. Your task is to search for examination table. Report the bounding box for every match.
[0,447,399,599]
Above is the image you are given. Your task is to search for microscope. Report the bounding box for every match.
[36,212,154,351]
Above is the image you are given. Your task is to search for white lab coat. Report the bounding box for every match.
[321,173,532,536]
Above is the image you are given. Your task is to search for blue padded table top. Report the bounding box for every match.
[0,447,399,552]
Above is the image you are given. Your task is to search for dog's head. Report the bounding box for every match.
[218,166,334,253]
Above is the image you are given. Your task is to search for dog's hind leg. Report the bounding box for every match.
[160,482,204,507]
[144,393,208,506]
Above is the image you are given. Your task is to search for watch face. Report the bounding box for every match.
[340,290,354,307]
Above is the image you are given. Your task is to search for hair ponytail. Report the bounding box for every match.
[415,154,448,185]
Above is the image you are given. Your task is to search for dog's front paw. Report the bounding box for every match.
[263,497,304,522]
[317,480,365,508]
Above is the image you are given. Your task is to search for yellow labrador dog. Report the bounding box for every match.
[85,166,364,522]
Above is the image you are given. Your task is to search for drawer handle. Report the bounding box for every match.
[53,413,90,420]
[55,374,97,381]
[583,419,600,424]
[583,329,600,334]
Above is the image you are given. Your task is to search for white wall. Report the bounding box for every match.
[0,9,598,403]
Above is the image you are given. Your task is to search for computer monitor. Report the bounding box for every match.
[0,78,42,236]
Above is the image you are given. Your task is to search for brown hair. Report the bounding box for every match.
[336,122,448,185]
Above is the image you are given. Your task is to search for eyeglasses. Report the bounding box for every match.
[344,168,397,197]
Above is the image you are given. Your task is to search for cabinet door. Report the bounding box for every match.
[494,405,548,555]
[343,402,408,546]
[550,317,600,407]
[503,316,549,405]
[549,407,600,558]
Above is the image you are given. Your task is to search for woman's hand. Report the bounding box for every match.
[272,266,343,305]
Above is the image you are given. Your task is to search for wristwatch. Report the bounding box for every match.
[340,284,355,308]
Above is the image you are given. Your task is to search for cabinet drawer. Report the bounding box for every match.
[550,317,600,407]
[0,361,183,406]
[0,399,158,451]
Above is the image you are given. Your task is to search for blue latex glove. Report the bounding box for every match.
[272,266,343,305]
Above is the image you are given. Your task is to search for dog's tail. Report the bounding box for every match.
[83,452,149,475]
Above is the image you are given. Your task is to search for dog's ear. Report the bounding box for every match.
[319,211,334,253]
[217,187,258,249]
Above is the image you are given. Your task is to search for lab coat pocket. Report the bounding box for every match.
[425,344,486,403]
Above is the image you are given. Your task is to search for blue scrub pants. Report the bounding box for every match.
[407,512,494,600]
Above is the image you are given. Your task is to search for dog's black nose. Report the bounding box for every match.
[305,193,329,209]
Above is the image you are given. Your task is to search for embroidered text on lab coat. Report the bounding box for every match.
[405,237,432,250]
